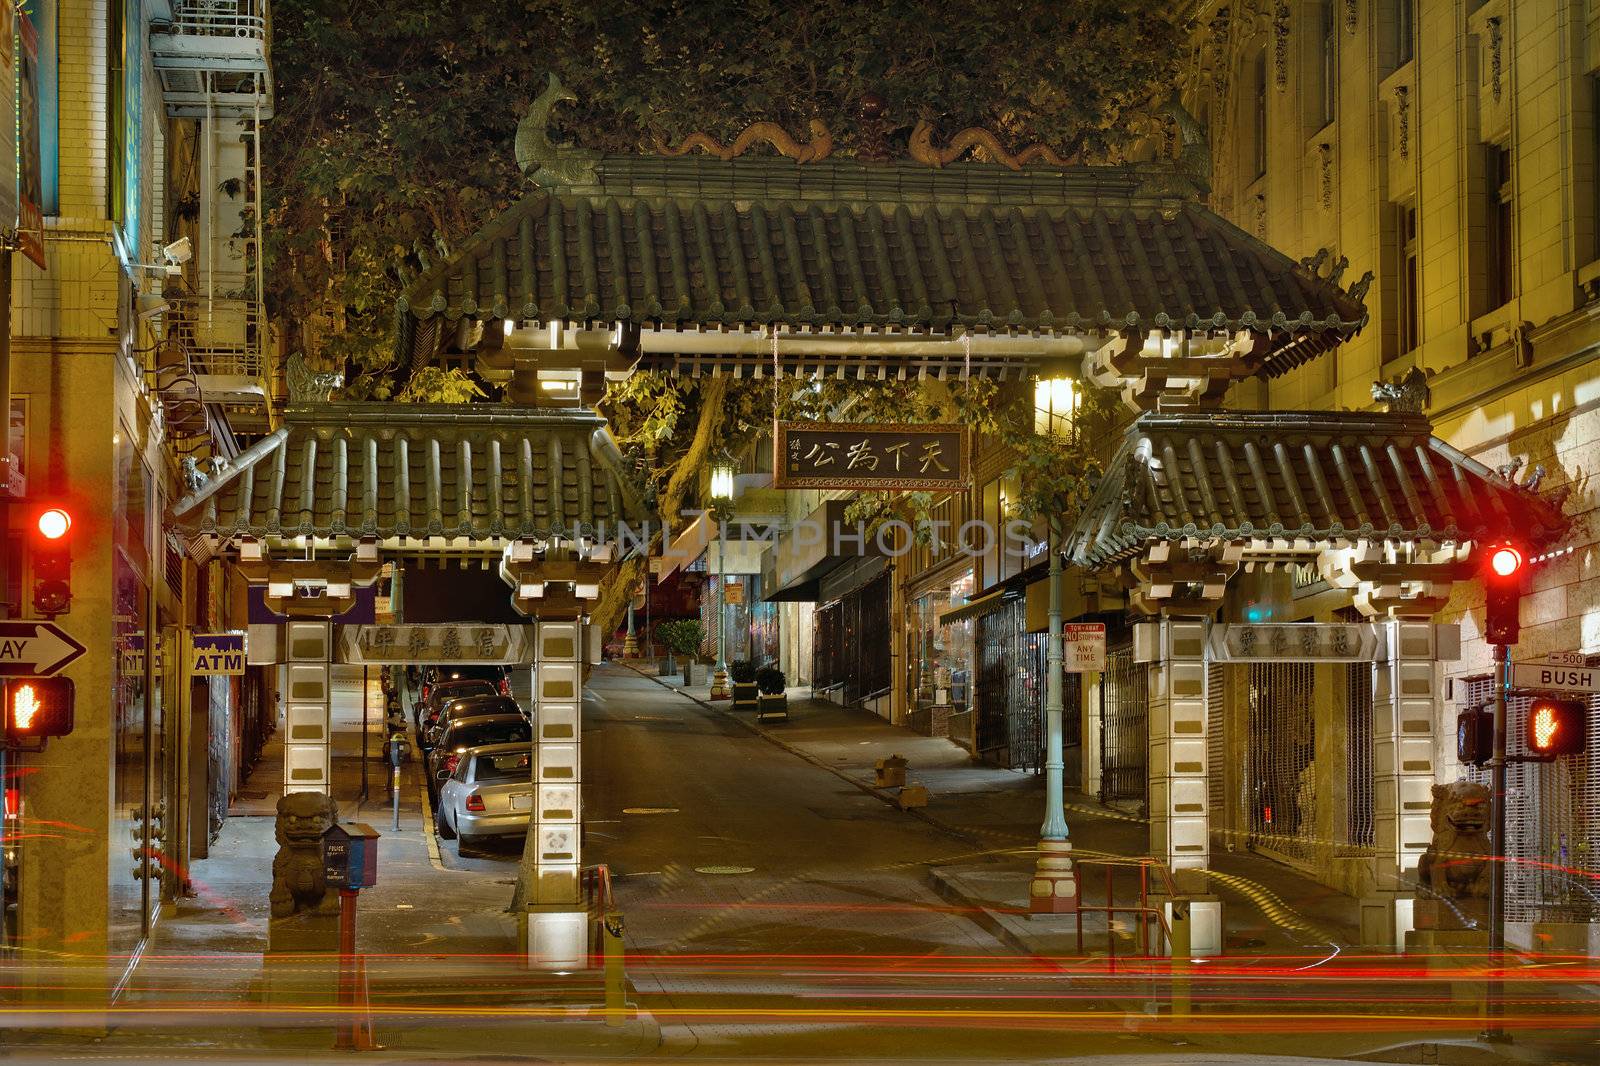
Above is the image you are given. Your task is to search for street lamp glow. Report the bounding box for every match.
[1034,376,1078,436]
[710,461,735,501]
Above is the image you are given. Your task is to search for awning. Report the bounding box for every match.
[1065,409,1568,567]
[169,401,646,553]
[938,589,1006,625]
[760,499,883,602]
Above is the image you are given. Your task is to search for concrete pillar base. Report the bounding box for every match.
[1029,839,1078,914]
[525,906,589,970]
[622,634,639,657]
[709,667,731,699]
[1158,896,1223,958]
[1359,891,1415,952]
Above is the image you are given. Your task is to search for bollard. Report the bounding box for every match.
[1169,898,1192,1019]
[602,911,627,1026]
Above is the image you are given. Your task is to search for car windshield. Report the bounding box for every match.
[472,751,532,783]
[448,719,530,749]
[431,680,495,703]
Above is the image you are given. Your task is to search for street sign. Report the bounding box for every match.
[190,632,246,675]
[1511,662,1600,694]
[1064,623,1106,672]
[724,580,745,606]
[1538,651,1586,667]
[0,619,85,677]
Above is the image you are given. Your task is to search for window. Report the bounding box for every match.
[1033,376,1079,437]
[1252,48,1269,178]
[1320,2,1338,127]
[1397,204,1419,356]
[1395,0,1415,67]
[1487,144,1515,309]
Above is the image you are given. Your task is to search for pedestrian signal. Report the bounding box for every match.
[1525,697,1586,759]
[1456,705,1493,766]
[3,677,74,741]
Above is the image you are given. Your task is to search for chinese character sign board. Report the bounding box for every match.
[336,624,534,665]
[774,421,967,491]
[14,9,41,270]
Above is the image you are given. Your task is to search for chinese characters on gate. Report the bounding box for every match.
[339,624,528,665]
[774,421,967,491]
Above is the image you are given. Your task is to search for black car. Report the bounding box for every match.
[415,677,499,730]
[424,694,524,748]
[427,713,532,782]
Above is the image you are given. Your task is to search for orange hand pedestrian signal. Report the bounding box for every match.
[3,677,74,740]
[11,684,38,729]
[1526,697,1586,759]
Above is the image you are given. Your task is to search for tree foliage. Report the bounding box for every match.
[265,0,1187,392]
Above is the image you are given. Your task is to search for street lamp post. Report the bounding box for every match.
[1031,375,1079,914]
[708,459,735,699]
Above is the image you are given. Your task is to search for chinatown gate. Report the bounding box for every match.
[172,77,1564,957]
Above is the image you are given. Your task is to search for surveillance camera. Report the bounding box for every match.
[161,236,192,265]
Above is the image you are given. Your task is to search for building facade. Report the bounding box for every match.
[1185,0,1600,937]
[1,0,273,981]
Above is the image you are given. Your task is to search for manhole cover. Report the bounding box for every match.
[623,807,679,815]
[694,865,755,875]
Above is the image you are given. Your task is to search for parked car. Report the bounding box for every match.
[421,664,511,703]
[423,694,524,748]
[414,678,499,730]
[427,713,532,783]
[434,742,535,851]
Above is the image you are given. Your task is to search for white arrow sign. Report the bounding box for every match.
[0,619,87,677]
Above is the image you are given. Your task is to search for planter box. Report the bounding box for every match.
[756,692,788,722]
[731,682,760,712]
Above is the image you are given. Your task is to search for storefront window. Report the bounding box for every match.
[910,570,975,714]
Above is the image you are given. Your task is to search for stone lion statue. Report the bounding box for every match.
[269,791,341,919]
[1415,780,1492,929]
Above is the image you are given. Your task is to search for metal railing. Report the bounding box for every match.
[166,1,267,40]
[1073,856,1176,964]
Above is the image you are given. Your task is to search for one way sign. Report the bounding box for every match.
[0,619,87,677]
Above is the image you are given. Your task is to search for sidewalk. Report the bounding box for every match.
[99,673,657,1059]
[629,661,1361,958]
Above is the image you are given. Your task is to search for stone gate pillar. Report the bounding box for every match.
[282,620,333,794]
[1372,619,1444,881]
[526,619,585,967]
[1138,618,1211,874]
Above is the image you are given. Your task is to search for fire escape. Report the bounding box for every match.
[149,1,275,450]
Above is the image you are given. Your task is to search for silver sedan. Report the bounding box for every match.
[434,742,535,851]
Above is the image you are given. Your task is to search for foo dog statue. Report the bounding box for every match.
[1414,780,1493,930]
[269,791,341,919]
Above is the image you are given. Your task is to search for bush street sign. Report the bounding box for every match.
[1511,661,1600,694]
[774,421,967,491]
[0,620,86,677]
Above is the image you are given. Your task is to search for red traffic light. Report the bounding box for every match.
[1526,697,1586,759]
[1489,545,1523,578]
[35,507,71,541]
[2,677,74,740]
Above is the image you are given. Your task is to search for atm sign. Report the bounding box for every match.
[191,633,246,676]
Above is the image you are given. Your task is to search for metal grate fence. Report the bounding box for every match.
[1100,643,1147,808]
[1246,660,1318,862]
[1345,659,1376,850]
[1461,675,1600,922]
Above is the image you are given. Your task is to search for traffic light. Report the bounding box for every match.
[30,505,72,616]
[1457,705,1493,766]
[1526,697,1586,759]
[2,677,74,740]
[1483,543,1525,646]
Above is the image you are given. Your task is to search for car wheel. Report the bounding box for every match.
[434,807,456,840]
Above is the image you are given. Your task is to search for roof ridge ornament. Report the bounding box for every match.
[286,352,343,405]
[654,119,835,164]
[515,72,599,188]
[1370,365,1430,414]
[907,119,1075,170]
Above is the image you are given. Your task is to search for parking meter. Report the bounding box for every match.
[387,734,410,830]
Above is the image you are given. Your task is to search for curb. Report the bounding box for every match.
[620,663,998,853]
[925,865,1043,958]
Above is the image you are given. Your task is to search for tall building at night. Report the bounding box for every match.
[1185,0,1598,942]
